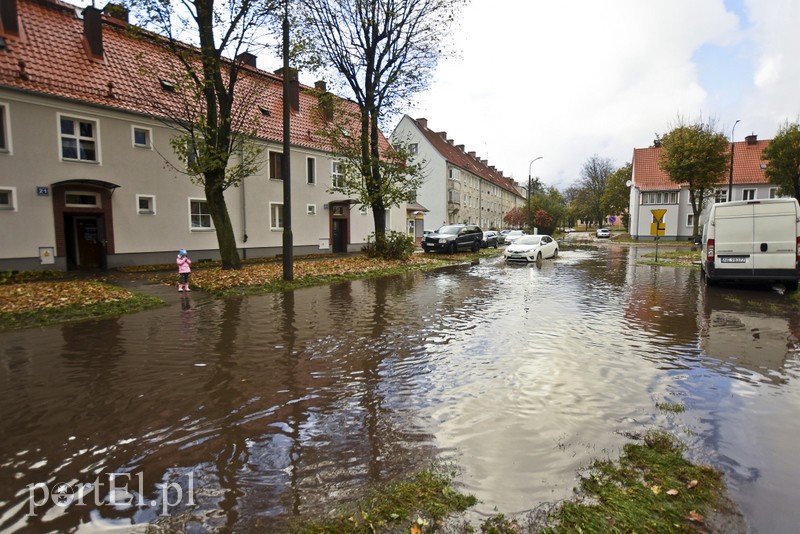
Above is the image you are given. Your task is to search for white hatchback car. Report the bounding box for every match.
[596,228,611,238]
[504,234,559,262]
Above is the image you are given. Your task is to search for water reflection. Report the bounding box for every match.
[1,248,800,532]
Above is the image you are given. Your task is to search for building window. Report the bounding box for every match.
[331,161,343,187]
[307,157,316,185]
[687,213,694,227]
[132,126,152,149]
[0,103,9,153]
[190,199,213,229]
[59,115,98,162]
[270,202,284,230]
[714,189,728,203]
[269,151,283,180]
[307,204,316,215]
[65,191,100,207]
[668,192,678,204]
[770,188,779,199]
[409,143,418,155]
[742,189,756,201]
[0,186,16,210]
[137,194,156,214]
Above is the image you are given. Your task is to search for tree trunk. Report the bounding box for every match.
[205,172,241,269]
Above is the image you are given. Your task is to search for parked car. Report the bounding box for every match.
[504,230,526,245]
[482,231,499,248]
[504,234,559,262]
[421,224,483,254]
[596,228,611,238]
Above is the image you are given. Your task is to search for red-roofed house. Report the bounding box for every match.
[629,135,779,240]
[391,116,525,231]
[0,0,405,271]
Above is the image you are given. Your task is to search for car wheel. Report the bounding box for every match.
[448,242,457,254]
[552,248,558,258]
[493,241,498,249]
[787,280,799,291]
[536,252,543,263]
[472,240,480,252]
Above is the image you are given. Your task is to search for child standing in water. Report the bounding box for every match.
[177,249,192,292]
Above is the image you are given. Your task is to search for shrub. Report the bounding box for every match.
[362,231,415,261]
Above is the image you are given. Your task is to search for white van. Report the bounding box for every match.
[701,198,800,289]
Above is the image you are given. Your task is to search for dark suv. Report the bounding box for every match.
[421,224,483,253]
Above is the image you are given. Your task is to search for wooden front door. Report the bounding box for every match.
[73,216,105,269]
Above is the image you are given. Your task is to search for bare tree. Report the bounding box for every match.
[298,0,463,250]
[579,155,615,227]
[128,0,278,269]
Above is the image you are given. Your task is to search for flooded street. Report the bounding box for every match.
[2,245,800,533]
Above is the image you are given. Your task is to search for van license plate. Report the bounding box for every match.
[721,256,747,263]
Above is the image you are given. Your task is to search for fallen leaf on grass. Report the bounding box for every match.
[686,479,699,489]
[666,489,680,496]
[688,510,704,523]
[650,485,662,494]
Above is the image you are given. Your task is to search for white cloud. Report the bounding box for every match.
[406,0,746,188]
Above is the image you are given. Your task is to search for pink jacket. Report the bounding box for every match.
[177,256,191,273]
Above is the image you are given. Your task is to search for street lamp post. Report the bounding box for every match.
[527,157,543,232]
[727,119,740,201]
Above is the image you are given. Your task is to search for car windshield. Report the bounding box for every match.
[515,235,542,245]
[508,231,523,237]
[437,225,462,235]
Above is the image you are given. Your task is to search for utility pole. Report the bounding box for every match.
[281,1,293,281]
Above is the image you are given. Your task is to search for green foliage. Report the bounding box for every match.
[362,231,416,261]
[762,120,800,202]
[602,162,632,225]
[579,155,615,226]
[659,117,730,238]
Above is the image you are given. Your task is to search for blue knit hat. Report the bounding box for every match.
[178,249,187,257]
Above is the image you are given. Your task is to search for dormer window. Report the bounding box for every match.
[259,106,271,117]
[159,79,175,92]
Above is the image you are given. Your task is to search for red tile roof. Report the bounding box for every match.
[0,0,384,152]
[411,118,524,199]
[633,140,770,191]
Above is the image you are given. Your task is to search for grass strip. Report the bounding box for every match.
[287,467,477,534]
[539,431,726,533]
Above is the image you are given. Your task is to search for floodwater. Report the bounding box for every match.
[1,245,799,533]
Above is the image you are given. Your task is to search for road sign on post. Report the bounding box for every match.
[650,209,667,236]
[650,209,667,262]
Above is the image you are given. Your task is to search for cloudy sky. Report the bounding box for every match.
[401,0,800,189]
[67,0,800,191]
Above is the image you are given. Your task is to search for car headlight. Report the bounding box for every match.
[439,238,447,244]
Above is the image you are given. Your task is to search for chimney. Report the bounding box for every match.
[1,0,19,35]
[416,118,428,129]
[745,134,758,145]
[468,151,476,158]
[103,3,129,23]
[83,6,104,59]
[314,80,327,92]
[480,159,488,166]
[447,139,454,145]
[456,144,465,152]
[236,52,257,68]
[437,131,447,140]
[489,166,496,172]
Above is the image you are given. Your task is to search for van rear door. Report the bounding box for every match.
[752,200,797,272]
[714,202,755,272]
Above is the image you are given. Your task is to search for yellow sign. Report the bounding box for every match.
[650,222,666,236]
[650,209,667,236]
